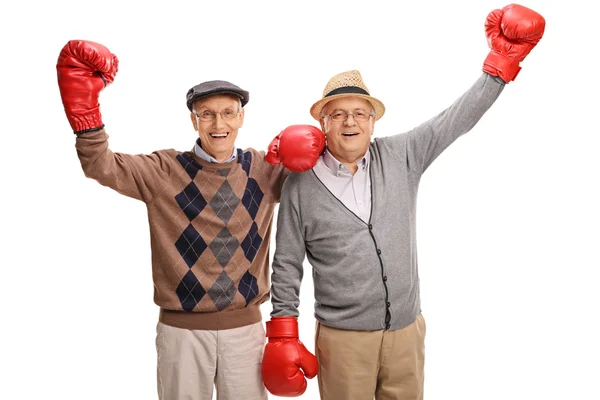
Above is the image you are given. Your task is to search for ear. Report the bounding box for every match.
[238,108,245,128]
[319,118,327,134]
[190,112,198,131]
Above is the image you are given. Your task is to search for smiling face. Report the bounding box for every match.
[190,94,244,162]
[319,96,375,166]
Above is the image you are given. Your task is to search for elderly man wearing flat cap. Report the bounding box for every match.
[261,4,545,399]
[56,40,324,400]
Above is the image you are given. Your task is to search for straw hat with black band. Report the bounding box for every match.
[310,70,385,121]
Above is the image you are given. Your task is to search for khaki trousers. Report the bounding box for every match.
[155,321,267,400]
[315,314,426,400]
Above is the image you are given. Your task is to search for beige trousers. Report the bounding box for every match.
[155,321,267,400]
[316,314,426,400]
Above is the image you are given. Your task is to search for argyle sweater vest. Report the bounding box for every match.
[75,129,288,330]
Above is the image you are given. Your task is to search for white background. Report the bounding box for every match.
[1,0,599,399]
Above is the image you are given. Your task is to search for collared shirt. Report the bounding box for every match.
[194,139,237,163]
[312,148,372,223]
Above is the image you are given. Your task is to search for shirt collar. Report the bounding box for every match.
[322,148,370,174]
[194,139,237,163]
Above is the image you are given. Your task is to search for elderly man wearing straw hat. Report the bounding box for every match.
[56,39,326,399]
[261,3,545,399]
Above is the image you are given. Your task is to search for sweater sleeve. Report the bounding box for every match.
[270,174,306,317]
[75,129,175,203]
[385,72,505,174]
[257,149,292,203]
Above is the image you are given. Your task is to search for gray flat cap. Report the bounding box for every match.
[186,80,249,111]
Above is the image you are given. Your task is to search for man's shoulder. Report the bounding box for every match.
[283,170,316,190]
[237,147,290,187]
[372,132,409,146]
[240,146,264,156]
[371,132,410,159]
[152,148,180,156]
[237,147,267,166]
[157,148,190,165]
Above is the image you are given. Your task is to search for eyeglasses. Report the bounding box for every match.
[193,108,240,122]
[322,109,374,123]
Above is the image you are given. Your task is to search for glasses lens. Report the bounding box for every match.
[331,111,347,122]
[354,110,369,121]
[198,110,215,121]
[221,109,238,120]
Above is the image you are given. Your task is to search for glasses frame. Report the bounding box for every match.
[192,108,241,122]
[321,109,375,123]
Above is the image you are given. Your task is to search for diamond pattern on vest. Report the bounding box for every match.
[173,150,266,311]
[208,180,239,225]
[175,224,208,268]
[177,153,201,179]
[238,270,259,306]
[175,182,207,221]
[241,222,263,263]
[176,269,207,311]
[209,227,240,268]
[208,270,237,311]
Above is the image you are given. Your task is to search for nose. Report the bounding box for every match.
[213,113,226,129]
[343,114,357,127]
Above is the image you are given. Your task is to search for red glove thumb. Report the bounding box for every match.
[296,341,318,379]
[265,133,282,165]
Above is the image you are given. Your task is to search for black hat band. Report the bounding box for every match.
[325,86,370,97]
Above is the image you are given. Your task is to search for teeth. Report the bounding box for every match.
[210,133,228,138]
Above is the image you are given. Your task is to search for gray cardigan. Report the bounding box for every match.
[270,73,505,331]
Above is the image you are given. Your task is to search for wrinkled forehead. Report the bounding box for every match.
[194,94,241,110]
[323,96,373,113]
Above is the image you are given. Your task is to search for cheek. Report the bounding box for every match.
[227,120,243,132]
[325,124,340,139]
[228,126,240,138]
[199,129,211,138]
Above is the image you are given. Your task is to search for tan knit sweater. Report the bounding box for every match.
[76,129,289,330]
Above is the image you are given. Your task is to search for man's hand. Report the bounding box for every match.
[56,40,118,133]
[266,125,326,172]
[261,317,319,396]
[482,4,545,82]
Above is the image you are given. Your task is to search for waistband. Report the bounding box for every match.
[159,305,262,330]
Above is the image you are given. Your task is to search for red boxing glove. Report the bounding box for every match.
[482,3,545,83]
[56,40,119,133]
[266,125,325,172]
[261,317,318,396]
